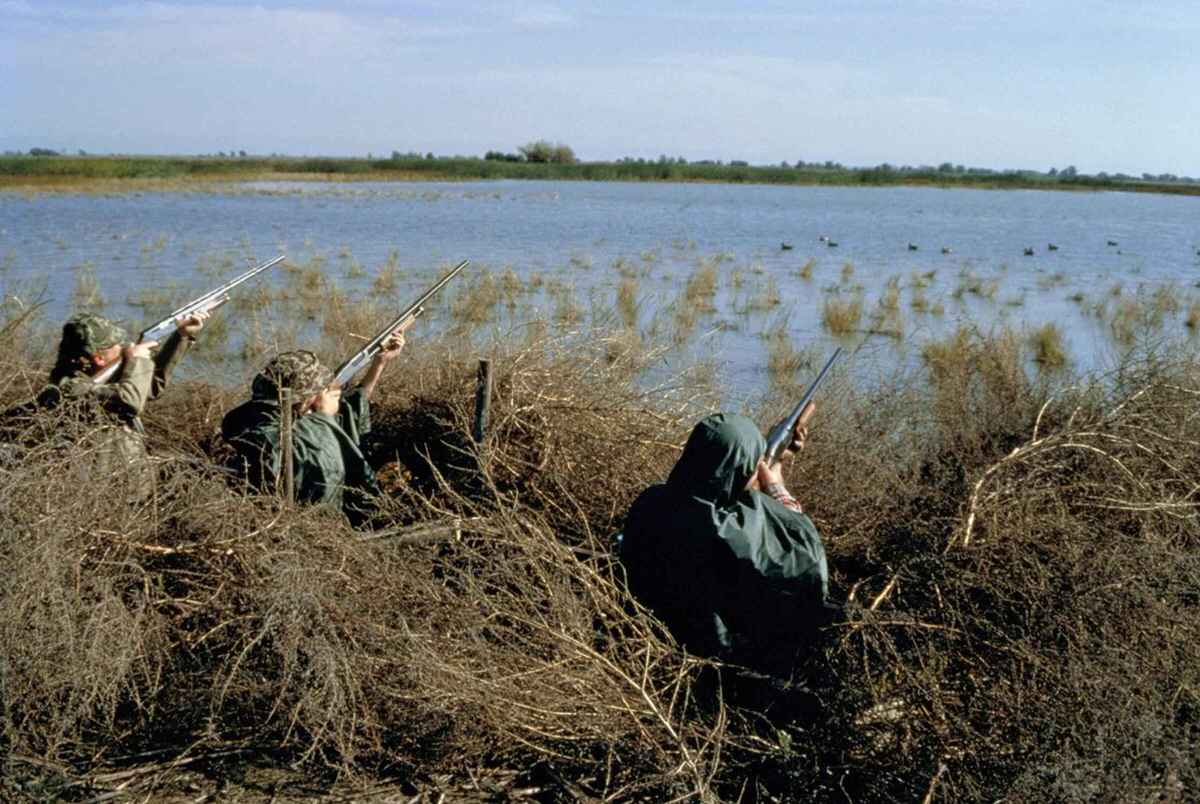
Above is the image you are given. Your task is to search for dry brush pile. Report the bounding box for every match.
[0,306,1198,801]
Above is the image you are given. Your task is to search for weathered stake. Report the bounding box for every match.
[280,388,295,502]
[472,359,493,444]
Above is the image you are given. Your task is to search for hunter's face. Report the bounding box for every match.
[90,343,123,371]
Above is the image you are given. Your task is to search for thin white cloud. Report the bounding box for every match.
[511,3,574,29]
[0,0,37,14]
[2,3,480,68]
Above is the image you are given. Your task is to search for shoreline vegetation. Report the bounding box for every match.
[3,153,1200,195]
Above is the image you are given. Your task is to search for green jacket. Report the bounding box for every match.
[33,331,192,497]
[220,388,382,520]
[619,413,829,660]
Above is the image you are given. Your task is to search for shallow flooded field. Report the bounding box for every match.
[2,179,1198,401]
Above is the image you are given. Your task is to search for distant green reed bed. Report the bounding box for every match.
[3,154,1199,194]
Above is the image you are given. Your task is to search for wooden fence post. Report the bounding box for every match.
[279,388,295,502]
[472,359,493,444]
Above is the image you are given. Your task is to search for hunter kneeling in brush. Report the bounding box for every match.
[221,330,404,523]
[22,311,208,495]
[619,405,837,669]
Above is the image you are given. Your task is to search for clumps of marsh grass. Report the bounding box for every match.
[798,258,815,280]
[616,276,641,329]
[953,272,1000,301]
[729,267,744,290]
[878,277,901,312]
[764,325,815,391]
[910,269,936,289]
[737,277,782,314]
[71,261,106,309]
[1151,282,1182,316]
[279,258,334,320]
[612,256,646,280]
[450,269,502,327]
[867,296,904,340]
[1105,291,1174,348]
[840,262,855,282]
[1036,271,1068,290]
[822,293,863,337]
[372,250,402,295]
[231,282,273,314]
[569,253,593,270]
[683,258,719,312]
[319,292,385,355]
[499,267,524,303]
[1188,303,1200,331]
[1029,322,1068,369]
[551,282,584,327]
[910,290,930,313]
[126,284,174,310]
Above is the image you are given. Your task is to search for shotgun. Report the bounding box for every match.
[93,254,285,384]
[763,347,843,464]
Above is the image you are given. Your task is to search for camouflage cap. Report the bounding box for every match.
[59,313,128,358]
[252,350,333,400]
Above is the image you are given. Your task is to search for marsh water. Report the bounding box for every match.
[2,180,1198,400]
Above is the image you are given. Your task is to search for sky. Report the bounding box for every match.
[1,1,1197,175]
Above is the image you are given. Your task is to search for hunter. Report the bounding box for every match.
[31,310,208,495]
[219,330,405,522]
[618,406,836,670]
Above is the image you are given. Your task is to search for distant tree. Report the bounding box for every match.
[238,150,247,158]
[518,140,577,164]
[28,147,60,156]
[77,149,87,156]
[730,159,749,167]
[1048,167,1058,177]
[1061,165,1078,177]
[484,150,524,162]
[425,152,434,160]
[677,156,687,165]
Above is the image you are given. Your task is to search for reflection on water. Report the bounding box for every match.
[2,180,1199,403]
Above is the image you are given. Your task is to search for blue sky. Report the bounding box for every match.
[2,1,1196,174]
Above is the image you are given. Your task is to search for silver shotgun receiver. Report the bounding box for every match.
[762,346,843,464]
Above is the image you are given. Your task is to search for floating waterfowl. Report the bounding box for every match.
[781,242,794,251]
[1024,247,1035,256]
[941,246,952,255]
[1107,239,1119,246]
[827,240,839,248]
[1047,243,1059,251]
[907,243,919,251]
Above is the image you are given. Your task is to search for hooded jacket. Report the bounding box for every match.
[619,413,829,658]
